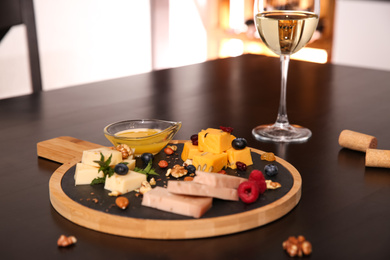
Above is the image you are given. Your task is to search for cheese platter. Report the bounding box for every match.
[37,136,302,239]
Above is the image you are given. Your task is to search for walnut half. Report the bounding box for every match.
[57,235,77,247]
[282,235,312,257]
[115,144,134,159]
[166,164,188,178]
[139,181,152,194]
[265,180,282,189]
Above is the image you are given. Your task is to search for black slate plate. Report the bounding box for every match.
[61,143,293,220]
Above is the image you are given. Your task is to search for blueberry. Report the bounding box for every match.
[114,163,129,175]
[186,164,196,174]
[264,164,278,177]
[232,138,247,150]
[141,153,154,165]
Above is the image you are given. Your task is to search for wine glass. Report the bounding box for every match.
[252,0,320,142]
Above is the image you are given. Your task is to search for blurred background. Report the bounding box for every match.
[1,0,389,99]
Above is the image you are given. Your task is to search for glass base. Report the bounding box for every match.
[252,123,312,143]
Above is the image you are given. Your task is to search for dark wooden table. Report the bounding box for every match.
[1,54,389,259]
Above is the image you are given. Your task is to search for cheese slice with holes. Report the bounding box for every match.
[198,128,232,154]
[142,187,212,218]
[192,152,227,173]
[181,141,202,161]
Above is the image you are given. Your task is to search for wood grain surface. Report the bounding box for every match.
[2,55,390,259]
[37,136,104,164]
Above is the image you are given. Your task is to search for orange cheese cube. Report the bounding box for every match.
[192,152,227,173]
[198,128,232,154]
[226,147,253,169]
[181,141,202,161]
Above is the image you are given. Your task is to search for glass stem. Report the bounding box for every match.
[275,54,290,128]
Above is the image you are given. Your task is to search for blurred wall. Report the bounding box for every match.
[0,0,208,99]
[1,0,389,99]
[332,0,390,71]
[0,0,152,99]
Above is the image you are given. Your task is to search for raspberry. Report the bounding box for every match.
[219,126,234,133]
[237,181,259,204]
[249,170,267,194]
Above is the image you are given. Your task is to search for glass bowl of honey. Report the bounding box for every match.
[104,119,182,156]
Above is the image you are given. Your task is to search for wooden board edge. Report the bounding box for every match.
[49,142,302,240]
[37,136,104,164]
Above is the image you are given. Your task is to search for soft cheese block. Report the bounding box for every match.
[192,152,227,172]
[226,147,253,169]
[122,158,136,170]
[104,171,146,194]
[74,163,104,185]
[167,180,239,201]
[81,147,122,167]
[142,187,212,218]
[181,141,203,161]
[193,171,246,189]
[198,128,232,154]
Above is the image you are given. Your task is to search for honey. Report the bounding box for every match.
[105,128,169,156]
[116,128,160,138]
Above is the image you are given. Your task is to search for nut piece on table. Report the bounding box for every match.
[282,235,312,257]
[57,235,77,247]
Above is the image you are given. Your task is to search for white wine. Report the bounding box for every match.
[255,11,319,55]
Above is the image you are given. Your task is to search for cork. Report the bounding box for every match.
[338,130,377,152]
[366,149,390,168]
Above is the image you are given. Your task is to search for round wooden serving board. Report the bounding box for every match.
[39,137,302,240]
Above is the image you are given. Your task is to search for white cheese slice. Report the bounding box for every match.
[81,147,122,167]
[104,171,147,194]
[74,163,104,185]
[122,158,136,170]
